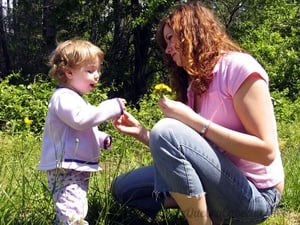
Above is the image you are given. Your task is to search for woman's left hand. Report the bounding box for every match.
[158,96,196,122]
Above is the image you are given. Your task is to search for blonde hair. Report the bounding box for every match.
[156,2,242,102]
[48,39,104,85]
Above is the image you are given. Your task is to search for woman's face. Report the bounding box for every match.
[163,24,182,67]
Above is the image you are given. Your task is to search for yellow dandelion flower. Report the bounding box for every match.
[24,117,33,126]
[153,83,172,97]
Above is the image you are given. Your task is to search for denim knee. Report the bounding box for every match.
[110,166,164,218]
[149,118,206,195]
[150,118,177,153]
[110,175,124,203]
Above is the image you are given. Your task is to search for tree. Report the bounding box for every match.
[0,0,298,103]
[0,0,11,78]
[102,0,176,103]
[234,0,300,100]
[42,0,57,57]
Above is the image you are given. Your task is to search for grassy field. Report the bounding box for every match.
[0,117,299,225]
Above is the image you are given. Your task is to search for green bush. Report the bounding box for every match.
[1,72,299,134]
[272,89,300,123]
[0,73,53,134]
[0,73,116,135]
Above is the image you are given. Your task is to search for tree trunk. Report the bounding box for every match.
[42,0,56,56]
[131,0,152,102]
[0,0,11,77]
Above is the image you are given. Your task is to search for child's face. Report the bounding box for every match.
[66,58,101,94]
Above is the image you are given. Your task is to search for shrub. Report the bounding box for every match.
[0,73,53,134]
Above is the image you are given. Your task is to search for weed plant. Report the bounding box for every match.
[0,73,299,224]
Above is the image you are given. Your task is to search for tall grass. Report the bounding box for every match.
[0,132,53,224]
[0,116,299,225]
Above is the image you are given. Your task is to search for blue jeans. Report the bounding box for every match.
[111,118,281,225]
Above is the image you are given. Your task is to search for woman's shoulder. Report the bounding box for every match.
[212,52,269,95]
[221,51,258,65]
[219,52,267,78]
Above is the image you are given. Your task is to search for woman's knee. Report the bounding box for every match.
[111,174,125,203]
[150,118,179,150]
[111,166,155,204]
[110,172,135,203]
[151,118,177,136]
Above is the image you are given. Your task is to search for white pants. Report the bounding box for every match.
[48,169,90,225]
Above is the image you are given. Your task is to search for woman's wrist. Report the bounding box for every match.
[200,119,211,137]
[137,125,150,146]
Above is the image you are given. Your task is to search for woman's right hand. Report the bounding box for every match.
[112,111,140,135]
[159,96,197,122]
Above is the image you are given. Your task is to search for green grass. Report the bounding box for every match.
[0,118,299,225]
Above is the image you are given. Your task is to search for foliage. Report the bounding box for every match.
[235,0,300,100]
[0,73,53,134]
[272,89,300,123]
[0,132,54,224]
[1,0,299,223]
[277,121,300,214]
[1,73,299,135]
[0,73,114,135]
[1,0,298,104]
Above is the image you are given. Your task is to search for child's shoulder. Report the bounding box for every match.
[53,87,78,95]
[51,87,82,101]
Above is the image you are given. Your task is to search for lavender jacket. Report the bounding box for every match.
[39,87,123,172]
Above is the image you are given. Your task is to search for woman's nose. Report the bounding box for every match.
[165,44,172,55]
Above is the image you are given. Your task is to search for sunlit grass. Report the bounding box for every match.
[0,119,299,224]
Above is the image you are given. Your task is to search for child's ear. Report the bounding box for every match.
[65,69,73,79]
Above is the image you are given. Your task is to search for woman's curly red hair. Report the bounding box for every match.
[156,1,242,102]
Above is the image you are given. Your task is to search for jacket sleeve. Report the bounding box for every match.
[52,90,124,131]
[97,130,112,150]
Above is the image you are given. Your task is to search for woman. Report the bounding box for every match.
[111,2,284,225]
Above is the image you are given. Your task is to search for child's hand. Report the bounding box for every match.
[119,98,127,111]
[121,98,127,106]
[104,136,112,149]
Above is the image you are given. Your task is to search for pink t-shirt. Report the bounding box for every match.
[187,52,284,189]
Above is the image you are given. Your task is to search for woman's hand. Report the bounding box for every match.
[159,96,197,122]
[112,111,150,145]
[112,111,140,135]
